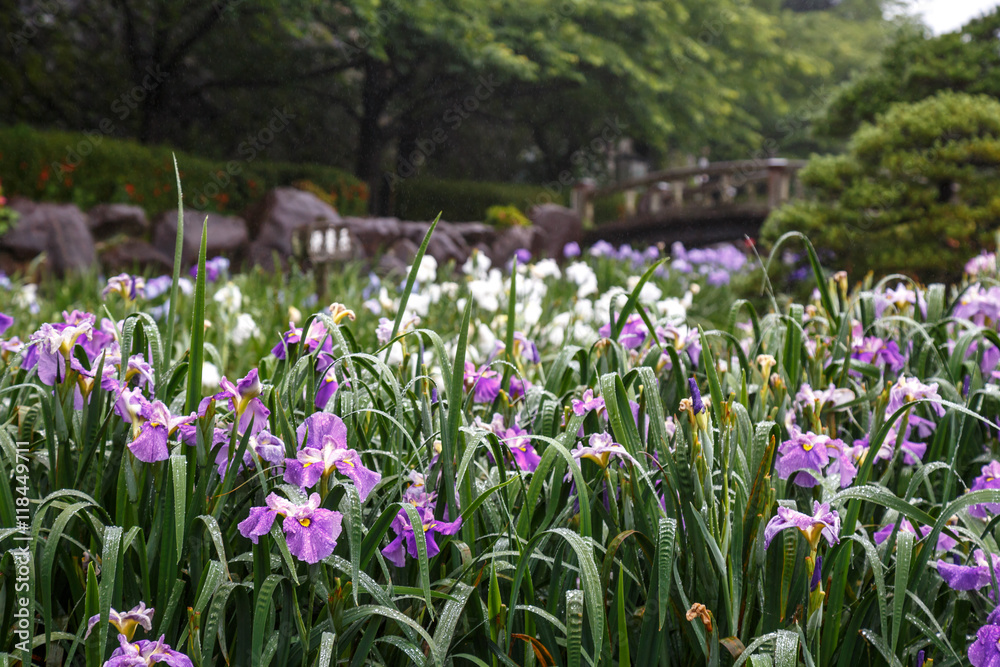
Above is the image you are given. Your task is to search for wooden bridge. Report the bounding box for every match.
[571,158,807,247]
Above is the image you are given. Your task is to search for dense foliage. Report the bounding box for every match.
[820,8,1000,139]
[0,0,903,203]
[0,125,368,217]
[4,211,1000,666]
[761,92,1000,281]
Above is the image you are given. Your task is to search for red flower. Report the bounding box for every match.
[125,184,136,196]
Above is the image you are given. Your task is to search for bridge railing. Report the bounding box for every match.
[571,158,808,226]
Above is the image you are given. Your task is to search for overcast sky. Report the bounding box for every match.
[909,0,999,33]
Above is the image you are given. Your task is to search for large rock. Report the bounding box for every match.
[244,187,342,260]
[99,239,174,275]
[450,222,497,248]
[340,217,403,257]
[87,203,149,241]
[399,221,471,266]
[489,225,539,267]
[527,204,582,260]
[377,237,420,276]
[1,198,96,274]
[152,210,249,265]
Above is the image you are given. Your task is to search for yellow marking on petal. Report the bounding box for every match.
[422,522,435,532]
[299,518,311,527]
[802,442,813,452]
[582,452,611,467]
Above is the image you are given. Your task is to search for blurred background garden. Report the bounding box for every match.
[2,0,1000,284]
[8,3,1000,667]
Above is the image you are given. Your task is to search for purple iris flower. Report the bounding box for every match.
[238,492,343,564]
[571,432,639,468]
[102,274,146,303]
[672,258,693,273]
[599,314,647,349]
[514,248,532,265]
[214,369,270,436]
[29,315,95,385]
[104,354,156,393]
[513,332,540,364]
[402,470,437,509]
[189,256,230,282]
[970,461,1000,519]
[128,399,196,463]
[564,242,581,258]
[0,337,24,364]
[0,312,12,336]
[464,362,502,403]
[284,413,381,501]
[851,337,906,373]
[657,324,702,367]
[572,388,605,417]
[873,517,957,552]
[887,376,945,417]
[504,425,540,472]
[477,413,541,472]
[954,284,1000,325]
[794,383,855,414]
[589,240,616,257]
[775,430,831,484]
[775,429,856,488]
[381,505,462,567]
[144,276,172,300]
[706,269,730,286]
[104,634,193,667]
[763,501,841,550]
[508,377,532,400]
[271,320,332,360]
[937,550,1000,590]
[969,607,1000,667]
[85,602,154,641]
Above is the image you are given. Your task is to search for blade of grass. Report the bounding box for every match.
[165,154,185,356]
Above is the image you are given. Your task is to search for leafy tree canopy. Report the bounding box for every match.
[0,0,910,210]
[820,7,1000,138]
[762,91,1000,281]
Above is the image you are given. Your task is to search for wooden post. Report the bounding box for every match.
[671,180,685,208]
[624,189,638,216]
[720,174,734,203]
[767,159,790,209]
[571,180,596,227]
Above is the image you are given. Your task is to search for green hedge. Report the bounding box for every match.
[0,124,368,217]
[391,178,565,221]
[391,177,625,225]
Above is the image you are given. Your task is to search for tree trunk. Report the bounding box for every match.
[356,59,391,215]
